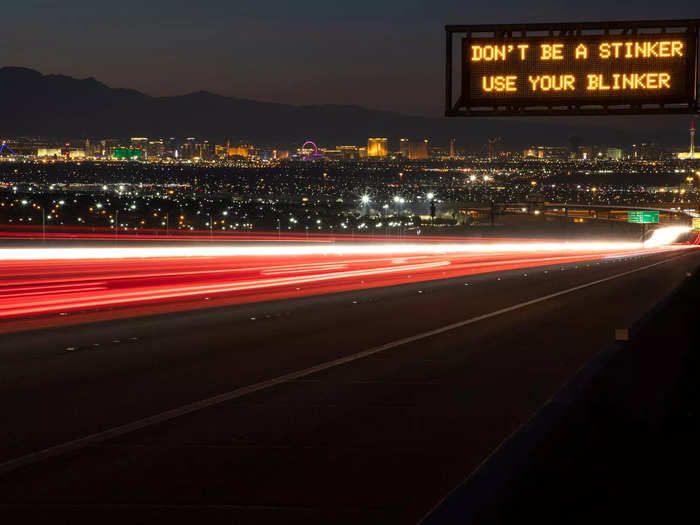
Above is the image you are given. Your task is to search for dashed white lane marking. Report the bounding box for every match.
[0,256,680,476]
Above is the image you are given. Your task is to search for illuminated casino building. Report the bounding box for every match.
[36,147,63,157]
[678,121,700,159]
[523,146,569,159]
[606,148,623,160]
[398,138,430,159]
[112,147,144,160]
[367,138,388,157]
[227,145,250,157]
[337,145,359,160]
[399,138,409,157]
[408,139,429,160]
[130,137,148,151]
[180,139,211,160]
[147,139,164,159]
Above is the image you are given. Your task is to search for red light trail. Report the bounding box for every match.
[0,234,693,331]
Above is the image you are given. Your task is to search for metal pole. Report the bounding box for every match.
[445,27,452,115]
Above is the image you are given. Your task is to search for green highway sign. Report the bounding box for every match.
[628,210,659,224]
[692,217,700,230]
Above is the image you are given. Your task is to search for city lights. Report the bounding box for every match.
[3,11,700,521]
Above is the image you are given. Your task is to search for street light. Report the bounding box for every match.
[360,194,370,205]
[427,193,436,226]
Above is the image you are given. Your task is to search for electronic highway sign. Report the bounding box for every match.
[445,19,699,116]
[628,210,659,224]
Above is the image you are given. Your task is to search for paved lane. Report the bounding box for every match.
[0,249,698,523]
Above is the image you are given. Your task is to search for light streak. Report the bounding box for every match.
[645,226,691,248]
[0,241,684,261]
[0,235,694,325]
[0,261,450,319]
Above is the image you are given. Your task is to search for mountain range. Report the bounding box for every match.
[0,67,694,149]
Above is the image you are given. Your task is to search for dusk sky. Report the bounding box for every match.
[2,1,697,115]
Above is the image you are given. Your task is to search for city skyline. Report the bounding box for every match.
[0,66,698,148]
[1,6,699,523]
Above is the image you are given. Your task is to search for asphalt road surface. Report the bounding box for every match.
[0,248,698,523]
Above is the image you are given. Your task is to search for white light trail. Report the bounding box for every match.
[644,226,691,248]
[0,240,692,261]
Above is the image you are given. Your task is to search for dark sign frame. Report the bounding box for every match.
[445,19,700,116]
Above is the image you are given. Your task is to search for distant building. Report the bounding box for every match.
[678,121,700,159]
[578,146,593,160]
[367,138,388,157]
[147,139,164,159]
[180,139,211,160]
[103,139,120,157]
[197,141,211,160]
[337,145,359,160]
[632,142,663,160]
[523,146,567,159]
[606,148,623,160]
[130,137,148,151]
[258,148,278,161]
[449,138,456,158]
[399,138,409,157]
[487,137,502,156]
[408,139,429,160]
[67,149,85,159]
[112,147,144,160]
[227,145,250,157]
[322,148,343,161]
[180,141,192,159]
[36,147,63,157]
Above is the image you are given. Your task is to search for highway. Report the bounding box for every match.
[0,236,688,330]
[0,240,698,523]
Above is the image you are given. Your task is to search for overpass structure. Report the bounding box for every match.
[509,202,695,223]
[451,202,696,226]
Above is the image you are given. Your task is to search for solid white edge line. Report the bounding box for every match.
[0,256,680,476]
